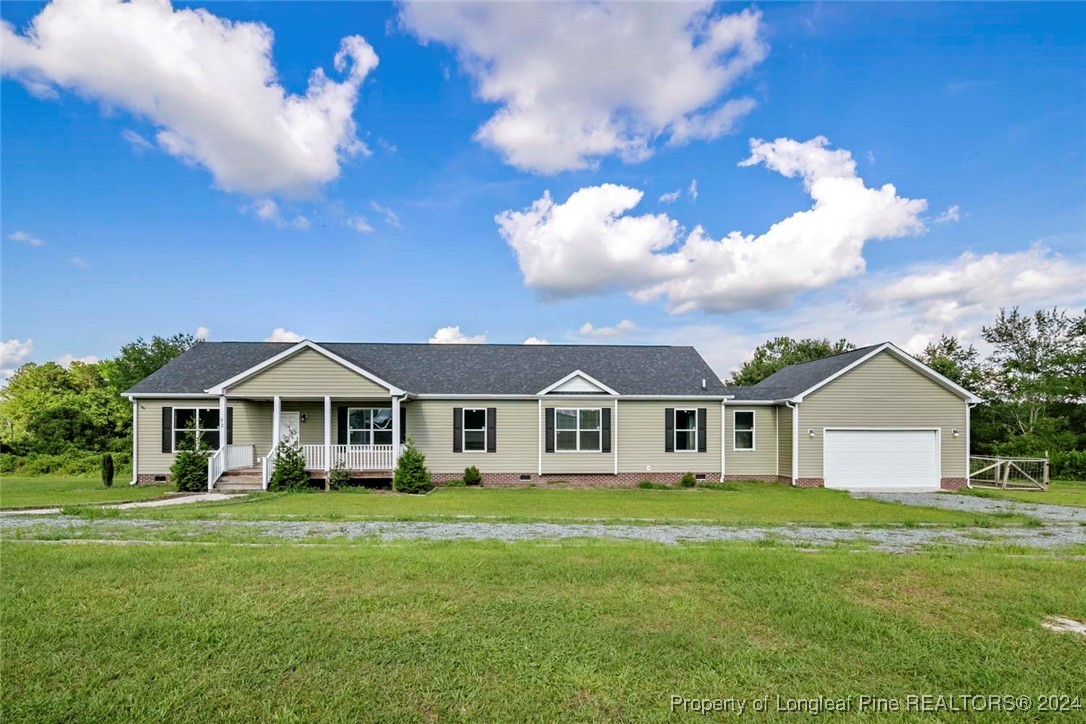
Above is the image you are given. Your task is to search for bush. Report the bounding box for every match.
[269,432,309,492]
[101,453,114,488]
[393,440,432,494]
[445,478,466,488]
[679,472,697,488]
[698,481,740,491]
[1050,450,1086,480]
[0,450,133,477]
[171,448,208,492]
[328,460,351,491]
[637,480,670,490]
[463,465,482,486]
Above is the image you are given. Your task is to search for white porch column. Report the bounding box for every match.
[324,395,332,475]
[219,395,228,451]
[391,396,401,467]
[272,395,282,451]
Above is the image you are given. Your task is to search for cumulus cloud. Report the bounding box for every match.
[1,338,33,379]
[579,320,636,338]
[1,0,378,197]
[400,3,765,173]
[346,216,374,234]
[195,326,210,341]
[57,353,99,368]
[265,327,304,343]
[247,199,309,230]
[7,230,44,247]
[523,337,549,345]
[658,189,682,204]
[499,136,927,313]
[934,204,961,223]
[428,326,486,344]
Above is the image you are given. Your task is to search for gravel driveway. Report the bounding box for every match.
[2,515,1084,553]
[854,492,1086,524]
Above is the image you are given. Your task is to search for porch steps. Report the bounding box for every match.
[215,466,263,492]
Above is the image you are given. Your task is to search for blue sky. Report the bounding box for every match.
[2,1,1084,377]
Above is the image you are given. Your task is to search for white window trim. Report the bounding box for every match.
[347,407,394,446]
[733,409,756,452]
[674,408,699,453]
[555,407,603,453]
[462,407,488,453]
[172,407,220,452]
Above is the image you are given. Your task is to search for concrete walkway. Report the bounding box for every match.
[1,493,242,516]
[854,491,1086,524]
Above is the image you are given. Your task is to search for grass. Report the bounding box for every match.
[3,541,1084,722]
[958,479,1086,508]
[0,476,177,509]
[116,482,1034,527]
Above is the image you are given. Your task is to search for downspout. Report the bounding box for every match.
[965,401,976,489]
[784,401,799,486]
[129,400,139,485]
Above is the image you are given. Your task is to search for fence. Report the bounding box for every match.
[969,456,1049,490]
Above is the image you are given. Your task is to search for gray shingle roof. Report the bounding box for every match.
[723,344,885,401]
[126,342,728,397]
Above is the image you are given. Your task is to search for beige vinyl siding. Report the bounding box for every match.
[227,348,390,398]
[541,403,615,474]
[777,404,793,479]
[136,398,267,475]
[723,405,778,477]
[230,400,272,458]
[798,351,967,478]
[406,400,538,474]
[618,401,721,474]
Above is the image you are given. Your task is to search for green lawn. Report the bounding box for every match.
[0,476,177,509]
[958,479,1086,508]
[127,482,1030,526]
[3,541,1084,722]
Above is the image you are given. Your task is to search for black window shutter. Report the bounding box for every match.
[227,407,234,445]
[601,407,612,453]
[400,403,407,444]
[337,407,348,445]
[545,408,555,453]
[162,407,173,453]
[697,408,707,453]
[664,408,675,453]
[452,407,463,453]
[486,407,497,453]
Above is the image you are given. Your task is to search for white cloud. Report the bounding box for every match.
[579,320,636,338]
[377,138,398,154]
[122,128,153,153]
[523,337,549,345]
[400,3,765,173]
[57,353,99,368]
[688,179,699,201]
[195,326,210,341]
[346,215,374,234]
[658,189,682,204]
[934,204,961,223]
[370,200,401,228]
[69,256,88,268]
[0,338,34,379]
[428,326,486,344]
[2,0,378,197]
[499,136,927,313]
[247,199,309,230]
[7,230,44,247]
[265,327,304,343]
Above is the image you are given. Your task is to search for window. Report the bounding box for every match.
[173,408,219,451]
[556,408,601,452]
[463,408,487,451]
[348,408,393,445]
[733,410,755,451]
[675,409,698,452]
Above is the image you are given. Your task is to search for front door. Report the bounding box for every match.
[279,412,301,445]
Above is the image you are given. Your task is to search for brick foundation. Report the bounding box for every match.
[431,472,722,488]
[794,477,825,488]
[940,477,967,491]
[722,474,791,484]
[136,473,172,484]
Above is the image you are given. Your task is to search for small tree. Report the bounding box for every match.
[463,465,482,486]
[101,453,114,488]
[170,418,209,492]
[679,472,696,488]
[328,459,350,491]
[393,440,432,494]
[269,431,309,492]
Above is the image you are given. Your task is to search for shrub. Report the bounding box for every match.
[101,453,114,488]
[393,440,432,494]
[463,465,482,486]
[328,460,351,491]
[679,472,697,488]
[445,478,466,488]
[637,480,670,490]
[1050,450,1086,480]
[171,420,209,492]
[698,481,740,491]
[269,432,309,492]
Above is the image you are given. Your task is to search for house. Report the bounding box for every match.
[124,340,981,492]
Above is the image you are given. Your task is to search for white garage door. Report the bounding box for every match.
[824,429,939,491]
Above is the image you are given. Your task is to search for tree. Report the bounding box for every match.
[101,333,197,395]
[917,336,986,392]
[170,418,209,492]
[101,453,114,488]
[268,431,309,491]
[728,337,856,387]
[393,440,432,494]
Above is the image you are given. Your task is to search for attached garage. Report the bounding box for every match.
[824,429,940,491]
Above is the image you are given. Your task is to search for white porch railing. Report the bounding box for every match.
[302,444,395,471]
[262,444,279,490]
[225,444,255,470]
[208,447,226,491]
